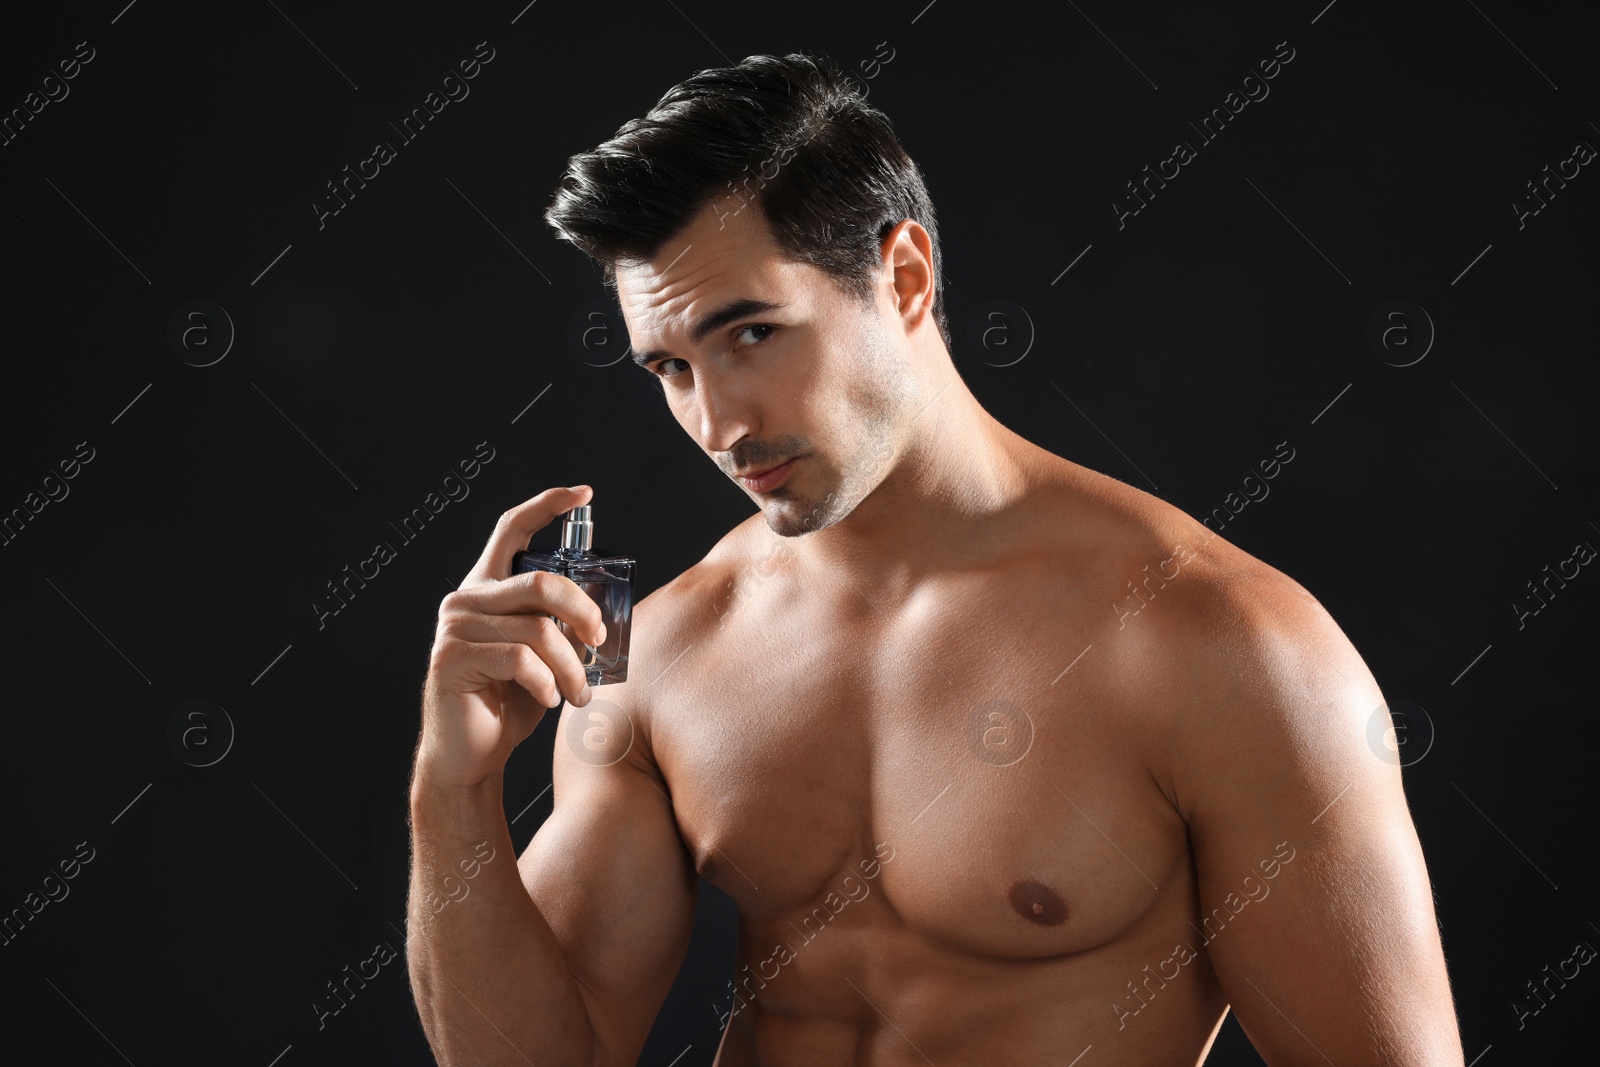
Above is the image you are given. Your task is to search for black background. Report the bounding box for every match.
[1,0,1596,1063]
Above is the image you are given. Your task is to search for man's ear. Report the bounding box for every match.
[881,219,936,331]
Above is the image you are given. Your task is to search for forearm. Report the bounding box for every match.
[407,767,596,1067]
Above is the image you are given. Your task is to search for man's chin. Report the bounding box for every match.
[761,490,843,538]
[760,498,810,538]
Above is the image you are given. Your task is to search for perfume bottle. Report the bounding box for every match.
[510,503,634,686]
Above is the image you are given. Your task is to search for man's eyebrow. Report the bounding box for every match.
[631,297,787,367]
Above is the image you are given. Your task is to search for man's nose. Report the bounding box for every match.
[694,370,758,454]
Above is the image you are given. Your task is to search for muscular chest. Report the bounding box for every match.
[648,560,1193,960]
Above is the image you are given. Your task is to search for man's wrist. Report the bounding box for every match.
[409,756,505,816]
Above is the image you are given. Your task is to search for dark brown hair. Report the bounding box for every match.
[544,52,951,349]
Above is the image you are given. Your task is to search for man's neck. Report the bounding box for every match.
[791,368,1038,600]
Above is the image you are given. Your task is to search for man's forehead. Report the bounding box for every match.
[617,245,766,325]
[619,233,795,368]
[614,198,788,325]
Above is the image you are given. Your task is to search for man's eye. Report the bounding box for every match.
[734,323,776,347]
[651,324,775,379]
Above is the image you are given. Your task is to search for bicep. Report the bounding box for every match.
[518,696,696,1067]
[1176,595,1462,1066]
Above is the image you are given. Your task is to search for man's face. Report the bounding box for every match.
[616,195,919,537]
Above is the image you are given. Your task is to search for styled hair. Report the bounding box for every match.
[544,52,951,349]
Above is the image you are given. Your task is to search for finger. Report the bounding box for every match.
[445,610,595,706]
[451,640,563,710]
[448,571,607,648]
[465,484,594,584]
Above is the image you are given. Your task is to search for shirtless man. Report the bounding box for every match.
[406,53,1465,1065]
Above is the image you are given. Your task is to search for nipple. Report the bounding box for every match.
[1009,879,1068,926]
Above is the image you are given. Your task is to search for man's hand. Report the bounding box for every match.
[418,484,609,791]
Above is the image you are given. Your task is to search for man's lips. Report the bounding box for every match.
[736,457,799,492]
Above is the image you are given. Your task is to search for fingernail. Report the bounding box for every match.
[568,484,589,492]
[579,684,594,706]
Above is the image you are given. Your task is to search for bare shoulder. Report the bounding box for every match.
[629,511,766,649]
[1164,534,1378,740]
[1073,470,1385,817]
[1056,456,1348,656]
[611,513,765,761]
[1027,455,1313,619]
[1031,458,1377,777]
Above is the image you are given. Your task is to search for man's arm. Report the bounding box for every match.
[408,674,696,1067]
[520,694,698,1060]
[1168,570,1464,1066]
[406,486,698,1067]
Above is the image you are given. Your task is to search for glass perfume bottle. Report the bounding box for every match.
[510,503,634,686]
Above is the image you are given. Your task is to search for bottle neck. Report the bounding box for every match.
[561,517,594,552]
